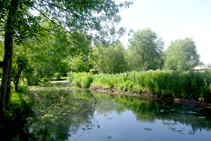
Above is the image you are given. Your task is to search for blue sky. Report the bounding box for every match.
[118,0,211,64]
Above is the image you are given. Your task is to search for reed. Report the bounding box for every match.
[68,72,93,88]
[68,70,211,99]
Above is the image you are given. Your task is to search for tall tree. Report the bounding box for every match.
[23,21,90,81]
[164,38,200,71]
[125,28,164,71]
[0,0,132,113]
[92,41,126,73]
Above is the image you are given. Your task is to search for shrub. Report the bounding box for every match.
[90,69,98,75]
[54,72,62,80]
[27,74,40,85]
[17,84,28,93]
[67,72,73,83]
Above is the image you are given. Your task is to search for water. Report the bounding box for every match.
[70,92,211,141]
[2,86,211,140]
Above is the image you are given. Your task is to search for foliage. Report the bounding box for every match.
[94,93,211,130]
[0,92,34,140]
[68,54,90,72]
[22,64,40,85]
[16,84,28,93]
[23,21,94,82]
[0,0,132,111]
[0,42,3,61]
[69,70,211,99]
[164,38,200,71]
[2,86,211,140]
[92,41,127,73]
[69,72,93,88]
[24,22,70,79]
[12,54,28,91]
[125,28,164,71]
[1,86,96,140]
[26,88,96,140]
[1,0,132,43]
[89,68,98,75]
[54,72,62,80]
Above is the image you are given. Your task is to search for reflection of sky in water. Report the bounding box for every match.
[70,109,211,141]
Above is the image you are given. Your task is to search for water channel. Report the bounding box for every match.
[2,84,211,141]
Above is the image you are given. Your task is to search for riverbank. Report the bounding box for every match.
[89,84,210,106]
[68,71,211,105]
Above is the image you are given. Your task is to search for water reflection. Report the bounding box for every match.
[1,87,211,140]
[93,93,211,132]
[71,92,211,140]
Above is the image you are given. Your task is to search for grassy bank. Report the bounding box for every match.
[68,70,211,100]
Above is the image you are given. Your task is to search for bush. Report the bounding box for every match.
[17,84,28,93]
[54,72,62,80]
[90,69,98,75]
[67,72,73,83]
[27,74,40,85]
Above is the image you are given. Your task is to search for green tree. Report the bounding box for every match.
[0,0,132,112]
[24,22,71,80]
[11,44,33,90]
[12,55,28,92]
[164,38,200,71]
[125,28,164,71]
[92,41,126,73]
[68,54,90,72]
[24,22,92,81]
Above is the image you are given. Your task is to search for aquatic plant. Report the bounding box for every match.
[68,72,93,88]
[68,70,211,99]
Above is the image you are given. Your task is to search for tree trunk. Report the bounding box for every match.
[14,69,22,92]
[0,61,2,68]
[0,0,19,113]
[1,34,13,112]
[15,82,18,92]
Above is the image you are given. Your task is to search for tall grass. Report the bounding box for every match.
[68,72,93,88]
[68,70,211,99]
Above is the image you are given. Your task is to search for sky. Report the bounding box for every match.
[117,0,211,65]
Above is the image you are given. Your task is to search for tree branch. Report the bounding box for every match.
[36,0,98,24]
[32,5,72,33]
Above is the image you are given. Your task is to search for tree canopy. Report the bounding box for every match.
[0,0,132,113]
[125,28,164,71]
[164,38,200,71]
[92,41,126,73]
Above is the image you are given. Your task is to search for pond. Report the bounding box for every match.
[2,85,211,141]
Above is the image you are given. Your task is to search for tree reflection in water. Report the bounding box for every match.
[0,87,97,140]
[1,87,211,140]
[92,93,211,134]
